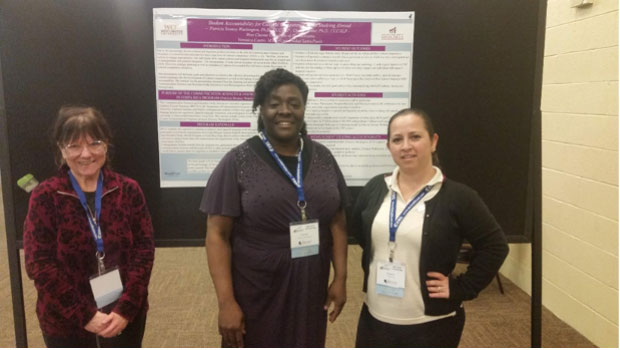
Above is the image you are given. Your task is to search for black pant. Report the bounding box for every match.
[42,310,147,348]
[355,303,465,348]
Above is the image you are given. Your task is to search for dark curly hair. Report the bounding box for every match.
[253,68,309,135]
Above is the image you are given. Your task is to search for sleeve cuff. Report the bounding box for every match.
[77,303,99,328]
[112,299,142,322]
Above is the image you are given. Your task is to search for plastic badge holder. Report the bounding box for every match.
[17,174,39,193]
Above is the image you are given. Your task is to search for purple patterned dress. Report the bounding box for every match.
[200,135,348,347]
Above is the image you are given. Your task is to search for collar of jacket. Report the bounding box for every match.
[54,165,120,199]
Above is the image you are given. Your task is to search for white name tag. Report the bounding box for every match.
[290,219,319,258]
[89,268,123,308]
[376,260,406,298]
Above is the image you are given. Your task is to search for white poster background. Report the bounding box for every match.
[153,9,414,187]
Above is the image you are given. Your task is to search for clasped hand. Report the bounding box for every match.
[84,311,128,338]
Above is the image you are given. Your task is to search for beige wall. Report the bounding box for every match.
[500,0,619,347]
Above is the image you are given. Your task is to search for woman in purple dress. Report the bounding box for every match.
[200,68,349,347]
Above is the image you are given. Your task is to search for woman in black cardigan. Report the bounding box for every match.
[350,108,509,347]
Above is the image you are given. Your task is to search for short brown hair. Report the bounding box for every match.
[52,105,113,167]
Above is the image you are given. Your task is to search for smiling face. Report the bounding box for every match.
[387,113,438,174]
[259,83,306,145]
[60,134,107,182]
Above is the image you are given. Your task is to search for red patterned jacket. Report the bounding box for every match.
[23,166,155,338]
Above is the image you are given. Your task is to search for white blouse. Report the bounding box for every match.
[365,166,456,325]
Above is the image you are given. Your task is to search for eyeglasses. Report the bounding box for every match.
[63,140,106,156]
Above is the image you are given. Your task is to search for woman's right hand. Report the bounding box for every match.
[218,300,246,347]
[84,311,109,334]
[206,215,244,346]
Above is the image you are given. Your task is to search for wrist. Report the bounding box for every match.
[218,296,238,308]
[332,273,347,282]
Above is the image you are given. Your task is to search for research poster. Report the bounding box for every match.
[154,8,414,187]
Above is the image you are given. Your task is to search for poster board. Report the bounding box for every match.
[153,9,415,187]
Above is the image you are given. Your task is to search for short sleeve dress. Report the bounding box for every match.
[200,135,348,347]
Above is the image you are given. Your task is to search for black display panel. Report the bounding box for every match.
[0,0,542,245]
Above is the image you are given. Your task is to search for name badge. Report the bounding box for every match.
[290,219,319,258]
[89,268,123,308]
[376,260,406,298]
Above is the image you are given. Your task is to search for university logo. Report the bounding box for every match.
[161,24,183,36]
[381,26,404,40]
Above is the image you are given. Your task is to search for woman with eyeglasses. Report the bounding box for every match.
[23,105,155,347]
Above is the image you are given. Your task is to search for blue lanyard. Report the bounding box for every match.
[388,184,433,262]
[68,170,104,253]
[258,131,308,221]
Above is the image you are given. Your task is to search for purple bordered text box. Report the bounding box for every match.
[320,45,385,51]
[314,92,383,98]
[180,122,251,127]
[158,90,254,101]
[180,43,253,49]
[308,134,387,140]
[187,19,371,45]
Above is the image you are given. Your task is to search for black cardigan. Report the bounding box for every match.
[349,173,509,316]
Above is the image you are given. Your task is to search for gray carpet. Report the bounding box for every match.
[0,246,595,348]
[0,187,596,348]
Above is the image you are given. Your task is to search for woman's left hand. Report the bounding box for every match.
[98,312,129,338]
[324,278,346,323]
[426,272,450,299]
